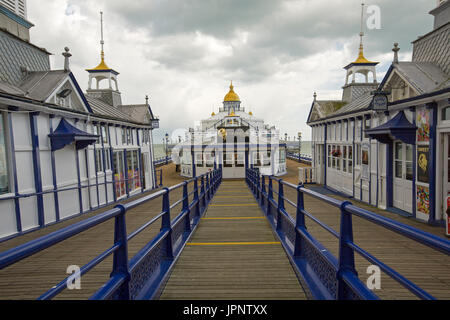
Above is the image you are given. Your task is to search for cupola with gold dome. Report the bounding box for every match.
[86,12,122,107]
[223,81,242,114]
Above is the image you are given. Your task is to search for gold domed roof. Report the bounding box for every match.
[353,44,376,64]
[87,51,112,71]
[224,81,240,102]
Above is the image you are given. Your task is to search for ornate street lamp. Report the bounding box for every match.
[298,132,302,158]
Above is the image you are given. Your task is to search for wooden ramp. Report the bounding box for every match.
[160,180,307,300]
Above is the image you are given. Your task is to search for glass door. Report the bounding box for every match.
[393,141,413,213]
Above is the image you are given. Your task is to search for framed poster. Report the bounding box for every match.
[417,146,430,183]
[417,108,430,142]
[417,186,430,215]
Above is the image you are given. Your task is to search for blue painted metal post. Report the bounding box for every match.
[161,188,174,259]
[111,204,130,300]
[206,173,210,202]
[276,180,285,231]
[200,176,206,209]
[193,178,200,217]
[29,112,45,227]
[337,201,357,300]
[256,173,260,201]
[267,177,273,217]
[260,176,266,207]
[182,182,191,232]
[294,184,306,257]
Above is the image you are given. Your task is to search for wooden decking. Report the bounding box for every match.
[160,180,307,300]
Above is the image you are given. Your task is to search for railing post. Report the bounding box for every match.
[200,176,206,209]
[256,173,260,201]
[206,173,211,202]
[260,175,266,207]
[193,177,200,217]
[267,177,273,217]
[337,201,357,300]
[182,182,191,232]
[276,180,285,231]
[111,204,130,300]
[294,184,306,257]
[159,169,163,187]
[161,188,174,259]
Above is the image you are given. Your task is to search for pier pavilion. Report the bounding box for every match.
[176,82,287,179]
[308,1,450,225]
[0,2,159,241]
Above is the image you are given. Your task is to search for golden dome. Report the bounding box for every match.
[211,111,216,116]
[353,44,376,64]
[249,111,253,116]
[224,81,240,102]
[87,51,111,71]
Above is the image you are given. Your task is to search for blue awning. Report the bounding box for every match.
[48,118,99,151]
[365,111,417,145]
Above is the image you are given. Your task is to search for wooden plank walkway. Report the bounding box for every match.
[159,180,307,300]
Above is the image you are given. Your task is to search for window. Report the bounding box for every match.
[196,152,204,167]
[348,146,353,174]
[113,150,126,198]
[0,113,9,195]
[95,149,103,173]
[102,126,108,144]
[235,152,245,167]
[343,146,347,172]
[328,145,331,168]
[126,150,141,191]
[364,117,371,139]
[93,124,101,144]
[442,106,450,121]
[104,148,111,171]
[121,128,126,144]
[127,128,132,144]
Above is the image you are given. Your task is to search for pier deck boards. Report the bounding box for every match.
[159,181,307,300]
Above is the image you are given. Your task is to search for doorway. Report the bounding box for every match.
[392,141,413,213]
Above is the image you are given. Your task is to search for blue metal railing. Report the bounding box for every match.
[287,152,312,163]
[246,167,450,300]
[153,156,172,167]
[154,168,163,187]
[0,169,222,300]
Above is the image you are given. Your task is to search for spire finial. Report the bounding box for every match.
[62,47,72,72]
[359,3,365,56]
[313,92,317,101]
[392,43,400,64]
[230,80,233,90]
[100,11,105,61]
[145,95,149,105]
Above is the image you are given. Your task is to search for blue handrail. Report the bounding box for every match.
[153,156,172,167]
[0,169,222,300]
[287,152,312,163]
[245,167,450,300]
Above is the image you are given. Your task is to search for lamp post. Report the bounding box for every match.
[165,133,169,165]
[298,132,302,159]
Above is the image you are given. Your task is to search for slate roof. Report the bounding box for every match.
[393,62,450,94]
[17,70,68,101]
[412,22,450,75]
[0,29,50,86]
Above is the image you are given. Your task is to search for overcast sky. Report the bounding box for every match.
[27,0,436,142]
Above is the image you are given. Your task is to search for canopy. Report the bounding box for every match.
[48,118,99,151]
[365,110,417,145]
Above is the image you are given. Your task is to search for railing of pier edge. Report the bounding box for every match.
[0,169,222,300]
[287,152,312,163]
[153,156,172,167]
[245,167,450,300]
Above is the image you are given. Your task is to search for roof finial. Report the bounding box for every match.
[62,47,72,72]
[313,92,317,101]
[392,43,400,64]
[100,11,105,61]
[145,95,149,105]
[358,3,365,58]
